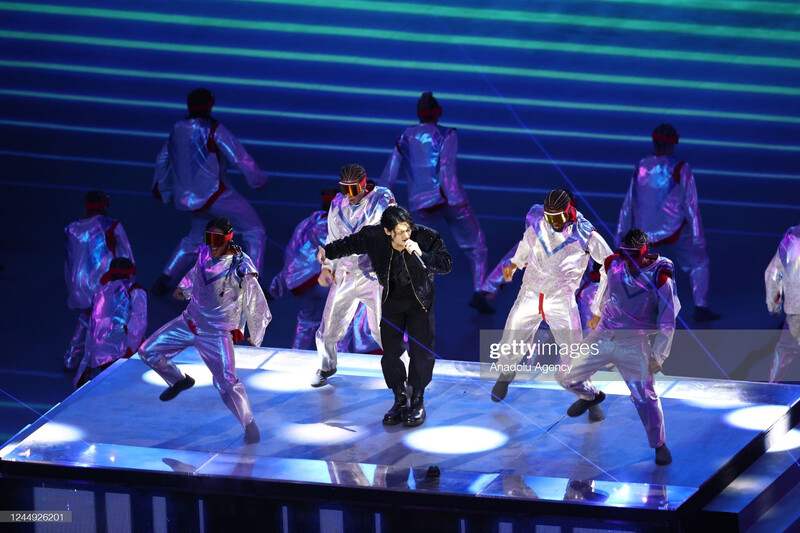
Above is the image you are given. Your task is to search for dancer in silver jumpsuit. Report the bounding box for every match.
[563,228,680,465]
[64,190,134,370]
[491,190,612,421]
[269,188,379,353]
[617,123,718,321]
[311,164,395,387]
[74,257,147,388]
[379,92,493,314]
[139,218,270,444]
[151,88,268,295]
[765,224,800,382]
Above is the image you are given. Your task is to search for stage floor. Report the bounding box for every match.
[2,348,799,517]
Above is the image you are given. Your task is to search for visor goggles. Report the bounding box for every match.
[543,210,569,226]
[339,177,367,197]
[204,230,233,247]
[618,244,647,258]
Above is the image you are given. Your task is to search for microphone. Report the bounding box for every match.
[405,241,426,269]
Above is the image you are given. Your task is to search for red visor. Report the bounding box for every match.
[417,107,442,120]
[188,96,215,112]
[339,177,367,197]
[618,244,647,258]
[204,231,233,247]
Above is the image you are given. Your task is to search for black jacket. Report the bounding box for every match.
[324,224,452,312]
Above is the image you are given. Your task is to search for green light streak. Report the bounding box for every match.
[3,60,797,126]
[1,2,797,68]
[592,0,800,16]
[1,31,798,97]
[4,119,797,182]
[2,89,797,153]
[236,0,800,42]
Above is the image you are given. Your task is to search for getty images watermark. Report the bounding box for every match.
[479,329,600,380]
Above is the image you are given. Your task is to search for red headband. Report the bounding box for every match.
[109,266,137,276]
[188,96,215,112]
[85,198,109,211]
[417,107,442,119]
[652,132,679,144]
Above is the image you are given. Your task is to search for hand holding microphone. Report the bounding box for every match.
[404,239,426,269]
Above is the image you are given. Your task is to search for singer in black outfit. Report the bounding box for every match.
[318,205,452,427]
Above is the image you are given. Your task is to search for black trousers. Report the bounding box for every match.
[380,286,435,390]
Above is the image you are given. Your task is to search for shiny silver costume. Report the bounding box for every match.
[617,155,710,307]
[140,245,270,428]
[765,225,800,382]
[270,210,378,352]
[315,187,395,371]
[576,265,601,330]
[64,215,134,369]
[564,254,681,449]
[153,118,268,276]
[483,205,539,296]
[379,123,487,292]
[75,278,147,387]
[498,206,612,388]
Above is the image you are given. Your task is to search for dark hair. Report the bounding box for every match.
[622,228,649,249]
[652,123,678,155]
[187,88,215,119]
[84,190,109,215]
[544,189,572,212]
[381,205,415,233]
[417,91,441,123]
[340,163,366,184]
[206,217,233,234]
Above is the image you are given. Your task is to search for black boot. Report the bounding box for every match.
[491,371,516,402]
[383,384,408,425]
[404,388,426,427]
[159,375,195,401]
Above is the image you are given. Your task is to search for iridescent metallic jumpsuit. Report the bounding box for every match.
[75,278,147,388]
[765,225,800,382]
[153,118,268,276]
[498,206,612,388]
[64,215,134,369]
[563,255,681,449]
[617,155,709,307]
[316,187,395,372]
[139,246,270,428]
[269,210,378,352]
[379,123,487,292]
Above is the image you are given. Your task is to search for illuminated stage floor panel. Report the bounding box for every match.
[2,348,799,529]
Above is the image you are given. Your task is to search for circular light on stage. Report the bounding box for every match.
[682,396,749,410]
[26,422,85,445]
[141,364,213,387]
[281,422,368,446]
[767,429,800,453]
[246,371,315,392]
[403,426,509,454]
[724,405,787,431]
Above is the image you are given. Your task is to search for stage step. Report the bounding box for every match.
[700,429,800,532]
[745,480,800,533]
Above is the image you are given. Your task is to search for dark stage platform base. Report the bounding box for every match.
[2,348,799,532]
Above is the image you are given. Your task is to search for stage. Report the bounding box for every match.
[2,348,799,532]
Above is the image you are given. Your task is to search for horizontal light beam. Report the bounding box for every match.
[2,89,797,153]
[236,0,800,42]
[3,60,798,126]
[1,30,798,96]
[1,2,797,68]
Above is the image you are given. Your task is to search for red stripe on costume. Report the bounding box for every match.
[105,220,119,257]
[657,270,672,288]
[604,254,619,272]
[539,293,546,322]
